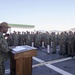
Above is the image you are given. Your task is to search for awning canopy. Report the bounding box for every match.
[9,24,35,29]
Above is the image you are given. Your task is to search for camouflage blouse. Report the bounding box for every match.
[0,32,9,62]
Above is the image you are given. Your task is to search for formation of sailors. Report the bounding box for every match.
[4,30,75,58]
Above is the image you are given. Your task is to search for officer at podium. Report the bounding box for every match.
[0,22,11,75]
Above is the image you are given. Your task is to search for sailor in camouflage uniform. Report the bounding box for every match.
[51,32,57,54]
[0,22,11,75]
[67,31,74,57]
[59,32,66,55]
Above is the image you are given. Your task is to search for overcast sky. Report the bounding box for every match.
[0,0,75,31]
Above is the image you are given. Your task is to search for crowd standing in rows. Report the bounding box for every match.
[5,30,75,58]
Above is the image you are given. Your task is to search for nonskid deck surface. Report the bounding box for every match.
[5,48,75,75]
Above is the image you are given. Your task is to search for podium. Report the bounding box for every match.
[10,45,37,75]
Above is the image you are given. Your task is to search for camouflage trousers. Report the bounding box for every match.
[0,62,5,75]
[0,51,10,75]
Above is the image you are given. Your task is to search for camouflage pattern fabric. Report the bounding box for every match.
[0,32,9,75]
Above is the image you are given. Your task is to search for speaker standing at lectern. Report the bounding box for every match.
[0,22,11,75]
